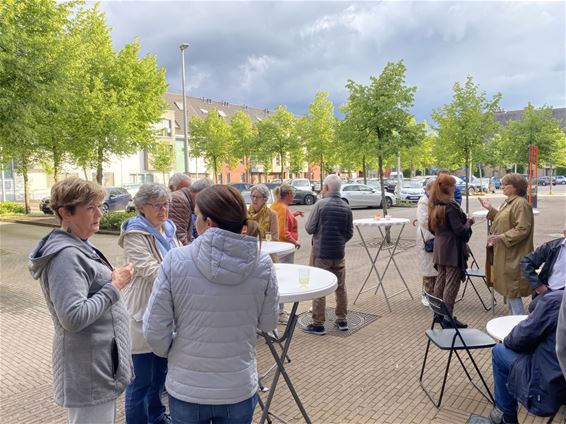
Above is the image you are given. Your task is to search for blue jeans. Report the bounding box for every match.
[125,352,168,424]
[492,343,520,416]
[169,394,258,424]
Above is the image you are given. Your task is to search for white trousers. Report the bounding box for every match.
[67,399,116,424]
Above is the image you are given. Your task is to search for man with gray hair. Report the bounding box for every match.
[303,174,353,335]
[168,173,193,245]
[188,178,214,240]
[168,173,191,192]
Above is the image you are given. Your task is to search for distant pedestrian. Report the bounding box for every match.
[302,174,353,335]
[187,178,213,240]
[29,177,134,424]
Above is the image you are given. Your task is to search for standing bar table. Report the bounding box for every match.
[260,241,295,257]
[353,218,414,311]
[258,263,337,424]
[486,315,527,342]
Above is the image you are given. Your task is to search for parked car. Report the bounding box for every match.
[339,183,396,209]
[453,176,476,196]
[285,178,312,192]
[310,179,321,192]
[40,187,132,215]
[293,189,318,205]
[554,175,566,185]
[397,179,425,202]
[536,176,553,186]
[266,182,280,191]
[229,183,252,192]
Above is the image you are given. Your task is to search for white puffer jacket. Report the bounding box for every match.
[416,195,438,277]
[143,227,279,405]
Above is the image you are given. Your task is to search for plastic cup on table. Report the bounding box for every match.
[298,268,310,289]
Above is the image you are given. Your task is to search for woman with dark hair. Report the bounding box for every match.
[28,177,133,423]
[428,174,474,328]
[119,183,182,424]
[479,173,534,315]
[143,185,279,424]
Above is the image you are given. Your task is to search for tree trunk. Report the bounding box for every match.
[53,146,61,183]
[96,145,104,184]
[82,167,88,180]
[464,153,469,214]
[362,155,367,185]
[549,163,553,195]
[319,154,324,192]
[213,157,218,183]
[378,154,391,243]
[20,158,30,214]
[280,151,285,180]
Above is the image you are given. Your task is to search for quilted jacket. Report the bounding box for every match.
[143,227,279,405]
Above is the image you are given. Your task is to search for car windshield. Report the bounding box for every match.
[402,180,422,188]
[294,180,310,187]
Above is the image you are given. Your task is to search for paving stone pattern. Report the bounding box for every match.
[2,193,565,423]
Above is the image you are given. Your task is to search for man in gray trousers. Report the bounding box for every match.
[303,174,353,335]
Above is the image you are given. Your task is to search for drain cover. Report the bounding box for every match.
[297,308,380,337]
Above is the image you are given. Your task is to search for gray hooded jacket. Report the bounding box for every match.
[143,227,279,405]
[28,230,133,408]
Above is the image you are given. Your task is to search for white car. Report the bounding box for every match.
[397,179,425,202]
[339,183,396,209]
[285,178,313,192]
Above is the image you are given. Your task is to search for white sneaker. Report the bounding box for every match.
[421,295,430,307]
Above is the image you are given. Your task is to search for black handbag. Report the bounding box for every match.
[420,230,434,252]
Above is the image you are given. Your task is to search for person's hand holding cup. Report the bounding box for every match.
[112,255,134,290]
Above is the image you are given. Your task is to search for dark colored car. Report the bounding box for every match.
[229,183,252,192]
[39,187,131,215]
[536,176,553,186]
[293,189,317,205]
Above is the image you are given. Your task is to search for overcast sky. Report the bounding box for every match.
[94,0,565,121]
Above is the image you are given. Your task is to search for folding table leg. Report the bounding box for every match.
[259,303,312,424]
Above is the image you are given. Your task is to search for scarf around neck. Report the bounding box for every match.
[247,204,271,238]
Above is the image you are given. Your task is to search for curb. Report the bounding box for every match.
[0,217,120,236]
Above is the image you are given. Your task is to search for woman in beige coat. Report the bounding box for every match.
[479,173,534,315]
[118,183,182,424]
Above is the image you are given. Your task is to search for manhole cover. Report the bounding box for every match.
[297,308,380,337]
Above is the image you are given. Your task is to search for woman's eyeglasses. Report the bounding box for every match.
[251,195,266,200]
[146,202,170,211]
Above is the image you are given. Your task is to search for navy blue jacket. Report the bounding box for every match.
[454,186,462,205]
[520,238,564,290]
[305,192,353,260]
[504,290,566,416]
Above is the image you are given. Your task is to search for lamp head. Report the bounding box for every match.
[180,43,189,51]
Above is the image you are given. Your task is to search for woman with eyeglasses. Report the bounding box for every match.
[119,183,182,424]
[248,184,278,241]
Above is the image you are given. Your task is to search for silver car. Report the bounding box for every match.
[339,183,396,209]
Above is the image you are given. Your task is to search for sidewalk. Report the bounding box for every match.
[1,193,564,423]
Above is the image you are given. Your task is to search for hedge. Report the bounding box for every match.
[100,211,136,231]
[0,201,26,215]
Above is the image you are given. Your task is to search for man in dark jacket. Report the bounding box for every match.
[302,174,353,335]
[168,173,192,245]
[520,227,566,312]
[486,290,566,424]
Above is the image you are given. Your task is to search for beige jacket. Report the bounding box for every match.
[486,195,534,298]
[118,228,182,353]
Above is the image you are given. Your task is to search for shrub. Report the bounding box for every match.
[0,201,26,215]
[100,211,136,231]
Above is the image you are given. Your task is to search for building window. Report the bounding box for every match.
[226,174,231,183]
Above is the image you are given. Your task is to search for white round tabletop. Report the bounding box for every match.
[472,209,540,218]
[353,217,410,227]
[260,241,295,256]
[486,315,528,342]
[274,263,337,303]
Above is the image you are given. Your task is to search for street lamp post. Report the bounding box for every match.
[180,43,190,174]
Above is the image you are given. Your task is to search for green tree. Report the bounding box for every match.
[230,111,257,183]
[400,127,436,176]
[70,6,168,184]
[256,106,297,179]
[499,103,563,171]
[0,0,76,212]
[150,142,175,183]
[189,108,233,183]
[343,61,420,215]
[335,115,376,182]
[300,91,336,187]
[432,76,501,212]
